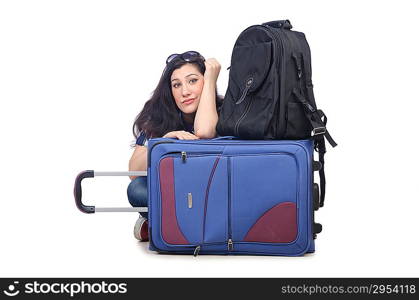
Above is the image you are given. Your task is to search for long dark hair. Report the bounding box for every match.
[132,57,223,141]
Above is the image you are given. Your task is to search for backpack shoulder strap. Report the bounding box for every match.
[292,87,337,207]
[315,135,327,207]
[292,88,337,147]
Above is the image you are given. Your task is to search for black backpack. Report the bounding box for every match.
[216,20,337,207]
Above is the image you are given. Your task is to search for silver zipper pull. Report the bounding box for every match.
[193,245,201,257]
[228,239,234,251]
[181,151,187,162]
[235,77,253,105]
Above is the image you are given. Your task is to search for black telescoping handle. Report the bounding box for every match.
[74,170,95,214]
[262,20,292,29]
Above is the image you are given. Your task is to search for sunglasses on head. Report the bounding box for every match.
[165,51,205,64]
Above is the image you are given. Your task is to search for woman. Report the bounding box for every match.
[128,51,223,241]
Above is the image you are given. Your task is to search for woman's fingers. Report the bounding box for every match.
[205,58,221,68]
[174,131,199,140]
[204,58,221,82]
[205,59,221,73]
[183,132,199,140]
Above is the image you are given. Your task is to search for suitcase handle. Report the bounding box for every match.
[262,20,292,29]
[74,170,148,214]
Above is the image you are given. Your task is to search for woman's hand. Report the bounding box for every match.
[163,130,199,140]
[204,58,221,84]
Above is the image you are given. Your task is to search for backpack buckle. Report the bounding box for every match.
[312,126,326,136]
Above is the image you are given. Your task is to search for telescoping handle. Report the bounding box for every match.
[74,170,148,214]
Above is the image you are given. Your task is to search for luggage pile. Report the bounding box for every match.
[74,20,336,256]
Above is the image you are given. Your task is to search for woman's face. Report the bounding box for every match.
[170,63,204,116]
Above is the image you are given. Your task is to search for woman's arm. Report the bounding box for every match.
[194,58,221,139]
[128,145,148,180]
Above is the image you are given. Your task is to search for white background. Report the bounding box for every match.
[1,0,418,277]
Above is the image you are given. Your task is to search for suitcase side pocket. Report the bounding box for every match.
[159,154,227,248]
[230,153,299,246]
[159,156,190,245]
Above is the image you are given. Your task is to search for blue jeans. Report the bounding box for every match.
[127,176,148,218]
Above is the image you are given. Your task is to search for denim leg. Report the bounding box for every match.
[127,176,148,218]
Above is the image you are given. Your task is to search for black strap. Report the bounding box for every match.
[292,88,337,207]
[292,88,337,148]
[315,109,338,148]
[314,136,327,207]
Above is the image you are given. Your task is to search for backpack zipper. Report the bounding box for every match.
[234,95,253,137]
[235,77,253,105]
[261,25,281,72]
[265,26,286,138]
[234,77,254,136]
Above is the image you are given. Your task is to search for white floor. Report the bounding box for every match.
[1,166,418,278]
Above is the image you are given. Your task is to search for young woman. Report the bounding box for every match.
[128,51,223,241]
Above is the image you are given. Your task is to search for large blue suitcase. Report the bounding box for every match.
[147,137,318,256]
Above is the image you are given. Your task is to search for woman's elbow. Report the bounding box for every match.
[195,128,217,139]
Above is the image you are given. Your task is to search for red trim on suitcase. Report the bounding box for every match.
[243,202,297,243]
[160,157,189,245]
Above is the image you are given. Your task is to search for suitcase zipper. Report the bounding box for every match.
[158,150,305,254]
[228,239,233,251]
[164,151,222,163]
[193,245,201,256]
[193,241,230,257]
[181,151,187,162]
[227,157,234,251]
[200,156,221,253]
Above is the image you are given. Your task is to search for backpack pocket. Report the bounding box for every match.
[224,41,276,138]
[230,41,273,104]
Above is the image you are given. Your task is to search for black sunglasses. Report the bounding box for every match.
[165,51,205,64]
